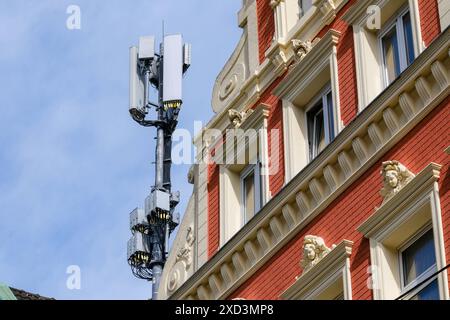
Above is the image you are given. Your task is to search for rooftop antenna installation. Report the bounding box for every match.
[127,33,191,300]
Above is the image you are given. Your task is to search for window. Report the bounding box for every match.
[399,227,440,300]
[241,163,262,223]
[344,0,424,110]
[298,0,313,18]
[307,88,335,160]
[380,9,416,86]
[274,30,341,182]
[358,163,449,300]
[218,104,270,246]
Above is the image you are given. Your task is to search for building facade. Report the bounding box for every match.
[158,0,450,300]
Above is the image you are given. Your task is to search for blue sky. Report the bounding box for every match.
[0,0,241,299]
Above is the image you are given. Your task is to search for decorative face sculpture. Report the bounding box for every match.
[384,169,399,188]
[304,243,317,261]
[300,235,333,273]
[380,161,415,204]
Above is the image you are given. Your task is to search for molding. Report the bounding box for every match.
[281,240,353,300]
[342,0,381,26]
[169,27,450,301]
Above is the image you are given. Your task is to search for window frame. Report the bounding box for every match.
[378,6,415,88]
[305,84,335,161]
[397,224,439,300]
[344,0,425,111]
[240,161,262,224]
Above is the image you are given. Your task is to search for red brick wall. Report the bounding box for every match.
[207,163,220,258]
[257,0,275,63]
[229,97,450,299]
[419,0,441,46]
[316,0,359,126]
[268,99,285,195]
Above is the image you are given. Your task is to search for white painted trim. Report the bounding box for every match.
[330,45,343,132]
[408,0,425,55]
[431,179,449,300]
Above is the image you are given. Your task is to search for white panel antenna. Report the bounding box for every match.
[163,34,183,108]
[129,46,145,118]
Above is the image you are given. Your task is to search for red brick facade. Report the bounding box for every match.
[257,0,275,63]
[207,163,220,258]
[205,0,449,298]
[230,97,449,299]
[419,0,441,46]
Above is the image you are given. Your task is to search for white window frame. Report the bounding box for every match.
[397,224,439,300]
[305,84,335,161]
[344,0,425,111]
[378,6,415,88]
[240,161,262,224]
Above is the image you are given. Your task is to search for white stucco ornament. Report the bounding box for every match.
[228,109,254,128]
[299,235,335,274]
[291,38,320,63]
[187,165,195,185]
[167,225,196,293]
[380,160,415,204]
[175,226,195,268]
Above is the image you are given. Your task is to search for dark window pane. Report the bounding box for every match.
[244,171,255,220]
[382,27,401,84]
[402,12,415,66]
[315,109,325,155]
[402,229,436,286]
[411,279,440,300]
[307,102,325,160]
[326,91,335,141]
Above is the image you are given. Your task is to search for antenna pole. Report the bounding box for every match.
[127,33,189,300]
